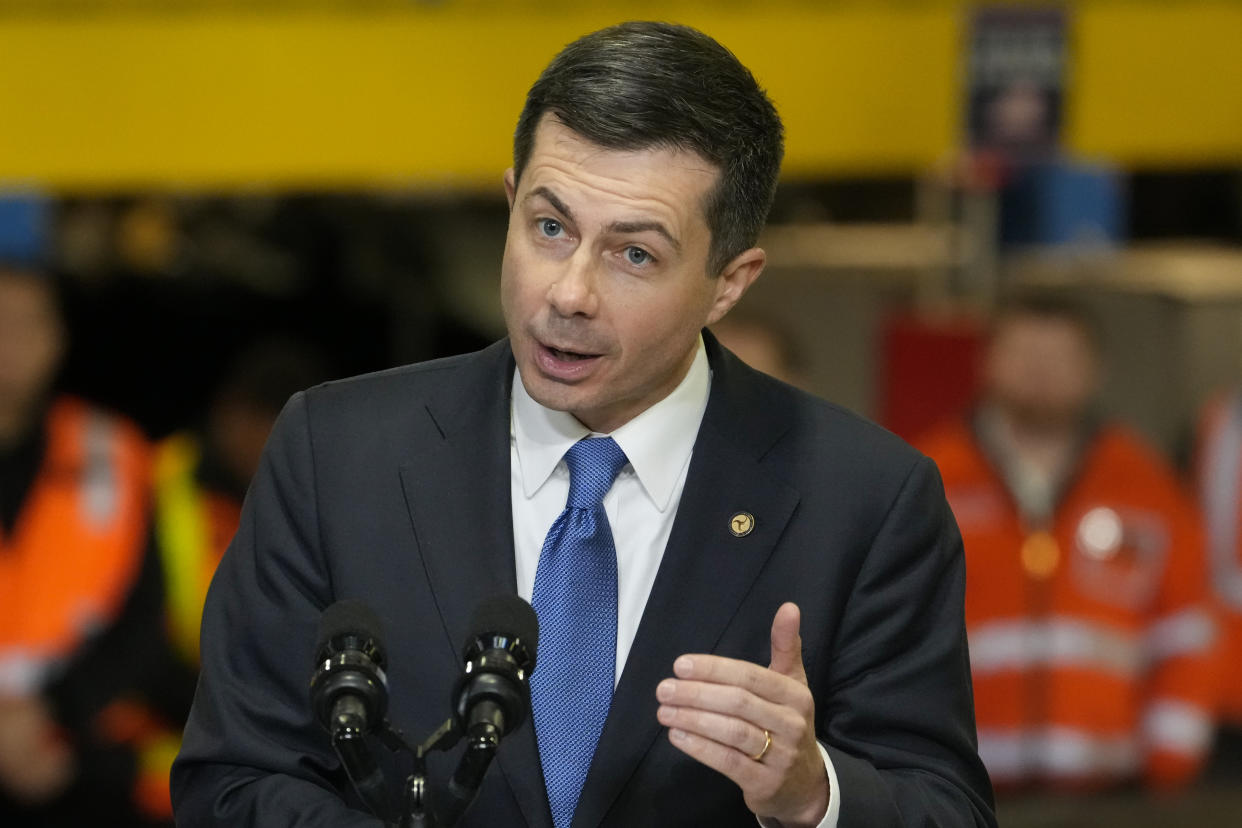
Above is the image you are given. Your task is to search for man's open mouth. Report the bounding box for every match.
[546,346,598,362]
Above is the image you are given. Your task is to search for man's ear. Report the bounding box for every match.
[504,168,517,210]
[706,247,766,326]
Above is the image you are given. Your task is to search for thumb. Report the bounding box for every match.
[768,602,807,684]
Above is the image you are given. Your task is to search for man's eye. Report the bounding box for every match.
[625,246,652,266]
[538,218,563,238]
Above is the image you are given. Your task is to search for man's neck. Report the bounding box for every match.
[982,402,1087,480]
[978,403,1088,526]
[1004,417,1077,476]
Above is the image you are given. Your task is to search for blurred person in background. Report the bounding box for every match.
[1192,388,1242,781]
[142,337,333,808]
[919,293,1218,793]
[154,340,330,669]
[0,261,171,827]
[710,310,809,390]
[154,337,331,674]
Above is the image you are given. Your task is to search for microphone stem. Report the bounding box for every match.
[400,763,436,828]
[330,695,389,819]
[440,722,501,826]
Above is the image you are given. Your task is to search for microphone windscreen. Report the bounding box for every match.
[316,599,385,660]
[467,595,539,668]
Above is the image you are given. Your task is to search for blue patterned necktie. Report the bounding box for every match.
[530,436,629,828]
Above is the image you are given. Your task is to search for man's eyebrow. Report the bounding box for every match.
[526,186,574,223]
[526,185,681,252]
[606,220,681,252]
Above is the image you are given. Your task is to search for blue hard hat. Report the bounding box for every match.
[0,193,51,267]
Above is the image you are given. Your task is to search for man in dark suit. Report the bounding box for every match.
[172,21,995,828]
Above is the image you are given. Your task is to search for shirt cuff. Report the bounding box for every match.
[754,740,840,828]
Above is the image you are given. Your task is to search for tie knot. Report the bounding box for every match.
[563,437,628,510]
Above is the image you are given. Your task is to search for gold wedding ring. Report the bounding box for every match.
[750,729,772,762]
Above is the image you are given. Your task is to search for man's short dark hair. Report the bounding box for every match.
[513,21,785,276]
[993,290,1103,353]
[216,337,333,416]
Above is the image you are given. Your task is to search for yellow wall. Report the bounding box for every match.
[1072,2,1242,166]
[0,2,1238,192]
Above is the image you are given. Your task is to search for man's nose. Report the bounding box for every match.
[546,250,599,317]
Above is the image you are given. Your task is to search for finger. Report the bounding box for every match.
[768,602,806,684]
[657,703,772,758]
[666,726,769,791]
[656,676,802,735]
[671,654,806,708]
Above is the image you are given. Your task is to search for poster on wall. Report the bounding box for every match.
[967,5,1068,162]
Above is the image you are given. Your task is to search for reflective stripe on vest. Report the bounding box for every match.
[154,434,223,664]
[83,409,120,526]
[980,698,1213,783]
[969,609,1215,678]
[978,726,1141,782]
[978,695,1212,789]
[1143,698,1214,757]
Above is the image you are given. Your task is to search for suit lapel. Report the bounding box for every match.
[571,336,800,828]
[398,341,553,828]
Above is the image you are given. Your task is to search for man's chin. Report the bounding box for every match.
[520,368,590,410]
[1007,404,1085,433]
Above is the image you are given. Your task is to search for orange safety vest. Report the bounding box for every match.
[920,419,1218,791]
[0,396,151,695]
[1194,391,1242,725]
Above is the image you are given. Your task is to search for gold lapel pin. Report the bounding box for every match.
[730,512,755,537]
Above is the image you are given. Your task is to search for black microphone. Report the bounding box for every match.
[310,599,390,818]
[441,595,538,825]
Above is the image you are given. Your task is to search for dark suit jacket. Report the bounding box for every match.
[171,334,995,827]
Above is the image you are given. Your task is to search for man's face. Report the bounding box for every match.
[209,399,280,493]
[984,314,1099,429]
[0,272,64,435]
[501,116,762,432]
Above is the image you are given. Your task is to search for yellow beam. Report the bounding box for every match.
[0,3,1239,193]
[1069,2,1242,165]
[0,6,960,192]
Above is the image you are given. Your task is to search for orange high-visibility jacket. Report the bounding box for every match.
[0,397,151,692]
[921,418,1218,791]
[1195,391,1242,726]
[0,396,173,822]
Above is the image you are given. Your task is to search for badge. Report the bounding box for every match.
[1021,531,1060,579]
[1076,507,1123,561]
[1072,506,1168,609]
[729,512,755,537]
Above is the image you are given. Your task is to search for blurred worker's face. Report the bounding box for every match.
[209,399,278,492]
[984,314,1099,430]
[501,116,763,432]
[0,272,64,439]
[712,319,801,388]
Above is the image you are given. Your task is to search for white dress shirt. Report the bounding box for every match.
[510,336,840,828]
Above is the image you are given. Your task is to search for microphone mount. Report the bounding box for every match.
[317,596,537,828]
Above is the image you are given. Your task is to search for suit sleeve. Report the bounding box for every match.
[170,392,382,828]
[819,456,996,827]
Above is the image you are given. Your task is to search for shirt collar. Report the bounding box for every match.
[511,336,711,512]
